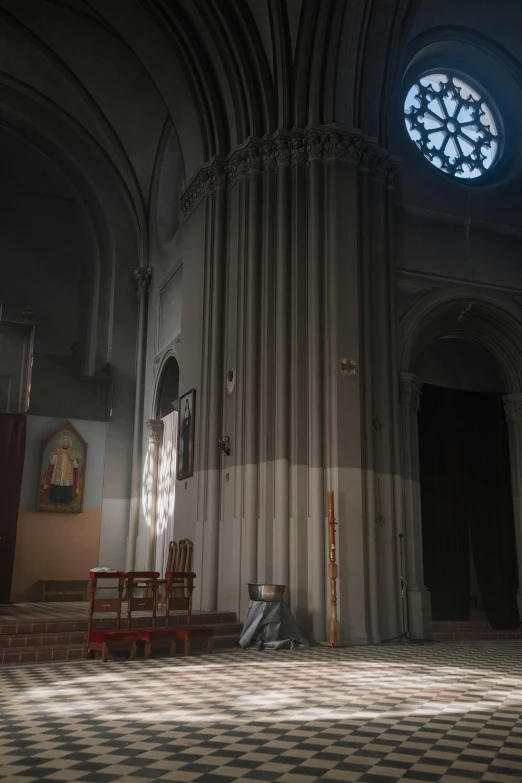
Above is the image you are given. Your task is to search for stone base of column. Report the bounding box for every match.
[407,586,431,639]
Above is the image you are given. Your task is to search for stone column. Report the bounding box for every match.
[504,393,522,616]
[399,372,431,638]
[125,267,152,570]
[144,419,164,570]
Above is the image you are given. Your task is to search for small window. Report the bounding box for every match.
[404,72,500,180]
[156,357,179,419]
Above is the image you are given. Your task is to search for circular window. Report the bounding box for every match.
[404,72,500,180]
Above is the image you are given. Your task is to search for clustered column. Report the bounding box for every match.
[177,125,401,641]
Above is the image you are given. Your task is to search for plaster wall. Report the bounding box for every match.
[137,200,206,603]
[11,415,108,602]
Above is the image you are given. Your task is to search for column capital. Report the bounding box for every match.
[503,393,522,423]
[399,372,422,412]
[146,418,164,444]
[180,125,399,218]
[133,267,152,294]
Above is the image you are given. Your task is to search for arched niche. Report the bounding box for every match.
[155,355,180,420]
[154,122,185,248]
[399,294,522,637]
[0,80,145,379]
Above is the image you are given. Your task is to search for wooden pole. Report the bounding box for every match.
[320,490,344,647]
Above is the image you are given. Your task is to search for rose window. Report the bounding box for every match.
[404,72,500,180]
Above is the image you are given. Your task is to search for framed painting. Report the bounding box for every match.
[36,421,87,513]
[177,389,196,481]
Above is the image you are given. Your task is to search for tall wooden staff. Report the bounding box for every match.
[321,490,344,647]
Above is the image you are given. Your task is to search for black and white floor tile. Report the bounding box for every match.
[1,643,522,782]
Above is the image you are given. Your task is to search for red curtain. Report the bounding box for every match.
[0,413,27,604]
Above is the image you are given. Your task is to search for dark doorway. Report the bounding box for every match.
[419,384,519,629]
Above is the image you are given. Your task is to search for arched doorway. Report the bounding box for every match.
[417,338,519,629]
[400,296,522,637]
[147,355,179,574]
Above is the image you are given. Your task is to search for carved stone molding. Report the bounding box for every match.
[133,267,152,294]
[180,125,400,218]
[399,372,422,412]
[146,418,164,444]
[504,394,522,423]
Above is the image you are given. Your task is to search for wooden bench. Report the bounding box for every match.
[40,580,89,602]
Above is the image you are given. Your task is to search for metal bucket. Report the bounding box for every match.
[247,583,286,602]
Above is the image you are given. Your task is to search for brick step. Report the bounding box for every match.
[0,622,243,651]
[0,611,238,637]
[0,643,86,664]
[431,620,514,631]
[428,630,522,641]
[0,631,87,649]
[0,631,240,665]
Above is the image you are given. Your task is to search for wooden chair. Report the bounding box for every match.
[84,571,138,662]
[135,571,194,659]
[158,541,178,608]
[178,539,193,572]
[165,570,213,656]
[157,539,194,606]
[177,539,194,599]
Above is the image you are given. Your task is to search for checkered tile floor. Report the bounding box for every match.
[1,643,522,782]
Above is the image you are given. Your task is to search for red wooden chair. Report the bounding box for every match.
[127,570,160,659]
[134,570,188,659]
[85,571,138,662]
[126,571,160,629]
[165,571,213,656]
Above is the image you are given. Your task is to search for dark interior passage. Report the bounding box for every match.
[419,384,520,629]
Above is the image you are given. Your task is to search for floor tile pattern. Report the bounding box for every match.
[1,643,522,782]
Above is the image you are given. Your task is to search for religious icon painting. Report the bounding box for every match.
[177,389,196,481]
[36,421,87,513]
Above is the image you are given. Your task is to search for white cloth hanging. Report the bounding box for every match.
[154,410,178,576]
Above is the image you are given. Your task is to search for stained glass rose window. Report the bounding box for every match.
[404,73,500,180]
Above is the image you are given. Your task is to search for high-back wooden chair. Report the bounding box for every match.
[84,571,139,662]
[157,541,177,607]
[177,539,194,598]
[158,539,194,606]
[167,541,178,573]
[178,539,193,572]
